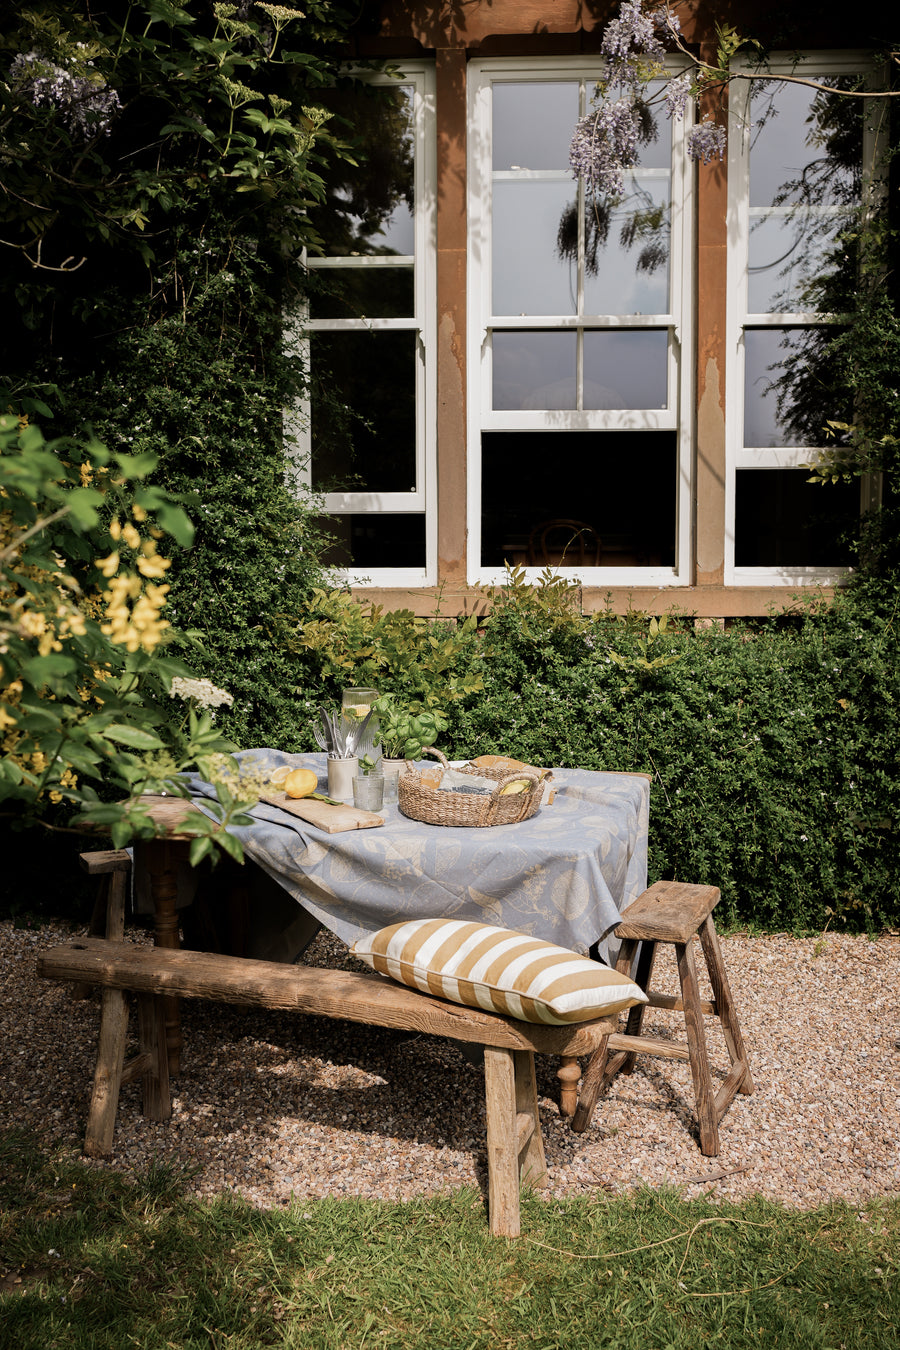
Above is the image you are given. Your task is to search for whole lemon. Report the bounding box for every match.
[283,767,318,799]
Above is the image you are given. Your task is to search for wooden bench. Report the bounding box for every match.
[38,937,616,1238]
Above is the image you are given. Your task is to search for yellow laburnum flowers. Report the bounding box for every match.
[96,524,173,652]
[101,573,170,652]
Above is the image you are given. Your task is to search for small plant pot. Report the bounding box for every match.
[327,756,358,801]
[352,773,384,812]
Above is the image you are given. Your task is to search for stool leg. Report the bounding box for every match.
[698,915,754,1095]
[484,1045,520,1238]
[105,868,127,942]
[676,939,719,1156]
[570,939,640,1134]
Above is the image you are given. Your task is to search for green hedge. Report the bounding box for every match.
[440,575,899,934]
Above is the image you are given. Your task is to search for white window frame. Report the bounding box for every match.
[466,56,695,588]
[286,63,437,588]
[724,52,884,586]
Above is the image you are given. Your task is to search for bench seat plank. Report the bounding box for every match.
[38,939,615,1056]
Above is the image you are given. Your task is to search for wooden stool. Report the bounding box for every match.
[572,881,753,1155]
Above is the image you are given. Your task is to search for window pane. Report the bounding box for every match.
[311,331,417,492]
[308,83,415,257]
[744,327,850,448]
[735,470,857,566]
[318,514,426,569]
[583,330,667,409]
[492,179,577,315]
[493,82,579,170]
[309,267,414,320]
[481,431,676,567]
[748,209,853,314]
[582,177,671,316]
[748,79,862,314]
[749,80,861,208]
[492,332,576,410]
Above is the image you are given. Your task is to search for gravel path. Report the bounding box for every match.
[3,920,899,1211]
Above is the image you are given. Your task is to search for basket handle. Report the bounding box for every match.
[484,767,543,825]
[402,745,450,776]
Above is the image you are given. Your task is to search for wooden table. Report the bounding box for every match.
[133,773,648,1119]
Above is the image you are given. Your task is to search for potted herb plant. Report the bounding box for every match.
[374,695,448,779]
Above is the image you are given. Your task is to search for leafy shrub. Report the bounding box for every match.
[292,588,484,716]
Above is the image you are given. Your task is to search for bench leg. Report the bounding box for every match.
[484,1045,521,1238]
[72,868,128,1001]
[84,987,129,1159]
[514,1050,548,1193]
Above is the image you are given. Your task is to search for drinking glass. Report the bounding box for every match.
[352,772,385,812]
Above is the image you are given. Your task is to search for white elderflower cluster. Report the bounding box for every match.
[170,677,234,715]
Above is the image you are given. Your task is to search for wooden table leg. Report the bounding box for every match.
[557,1055,581,1118]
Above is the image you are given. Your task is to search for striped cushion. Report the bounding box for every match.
[351,918,647,1025]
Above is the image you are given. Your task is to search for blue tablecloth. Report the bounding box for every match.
[188,751,649,964]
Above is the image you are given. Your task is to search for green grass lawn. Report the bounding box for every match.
[1,1130,898,1349]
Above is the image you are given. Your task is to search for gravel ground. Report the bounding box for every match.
[3,920,899,1211]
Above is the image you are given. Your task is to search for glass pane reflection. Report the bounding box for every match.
[309,83,415,257]
[748,78,862,315]
[583,331,667,409]
[748,210,852,314]
[744,328,849,447]
[493,82,579,170]
[493,180,576,315]
[493,331,576,410]
[749,80,860,208]
[309,267,414,320]
[311,331,417,492]
[582,176,670,316]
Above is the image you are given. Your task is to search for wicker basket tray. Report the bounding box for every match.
[398,749,544,828]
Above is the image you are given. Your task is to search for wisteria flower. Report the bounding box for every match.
[570,98,642,199]
[687,115,727,163]
[11,50,120,140]
[664,71,693,121]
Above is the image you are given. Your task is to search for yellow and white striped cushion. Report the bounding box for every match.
[351,918,647,1025]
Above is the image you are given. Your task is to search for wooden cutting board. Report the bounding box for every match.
[259,793,384,833]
